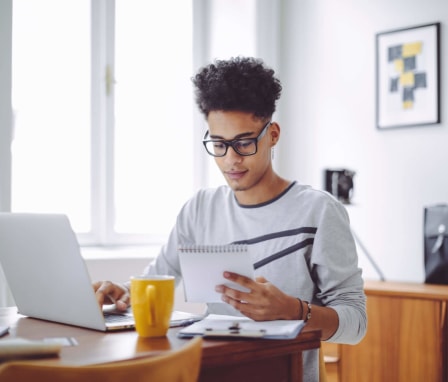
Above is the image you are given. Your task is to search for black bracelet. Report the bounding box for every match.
[296,298,303,320]
[303,301,312,322]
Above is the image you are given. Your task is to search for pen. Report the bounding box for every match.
[180,318,201,327]
[0,326,9,337]
[171,318,202,328]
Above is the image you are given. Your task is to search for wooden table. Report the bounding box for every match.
[0,308,321,382]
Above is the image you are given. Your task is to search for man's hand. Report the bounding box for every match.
[214,272,299,321]
[93,280,130,311]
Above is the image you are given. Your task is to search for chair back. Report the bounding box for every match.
[0,336,203,382]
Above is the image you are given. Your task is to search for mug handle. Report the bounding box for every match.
[146,285,156,326]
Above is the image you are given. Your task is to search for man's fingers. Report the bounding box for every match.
[223,271,255,287]
[93,281,127,307]
[115,300,128,311]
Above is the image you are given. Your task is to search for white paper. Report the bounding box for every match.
[178,246,254,303]
[178,314,306,339]
[0,338,62,359]
[170,310,204,327]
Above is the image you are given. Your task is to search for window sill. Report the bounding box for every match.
[81,245,161,260]
[81,245,160,283]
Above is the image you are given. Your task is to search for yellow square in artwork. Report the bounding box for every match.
[394,59,404,73]
[400,72,414,86]
[403,100,413,109]
[402,42,422,57]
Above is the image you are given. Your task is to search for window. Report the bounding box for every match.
[11,0,194,246]
[113,0,194,240]
[11,0,92,231]
[9,0,262,249]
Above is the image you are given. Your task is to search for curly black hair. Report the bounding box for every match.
[192,57,282,119]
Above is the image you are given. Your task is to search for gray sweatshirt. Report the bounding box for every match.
[143,181,367,381]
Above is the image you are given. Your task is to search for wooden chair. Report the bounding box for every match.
[0,337,203,382]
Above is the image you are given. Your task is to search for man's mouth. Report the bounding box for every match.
[225,170,247,180]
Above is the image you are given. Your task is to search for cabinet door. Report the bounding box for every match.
[340,295,445,382]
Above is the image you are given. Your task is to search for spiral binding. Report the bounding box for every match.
[178,244,247,253]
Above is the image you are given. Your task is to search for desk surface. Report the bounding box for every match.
[0,308,321,382]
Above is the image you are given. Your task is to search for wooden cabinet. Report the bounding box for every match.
[338,280,448,382]
[322,342,339,382]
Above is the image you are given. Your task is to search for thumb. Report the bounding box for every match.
[255,276,268,283]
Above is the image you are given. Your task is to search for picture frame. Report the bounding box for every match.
[376,22,440,129]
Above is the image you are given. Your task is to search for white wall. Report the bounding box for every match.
[0,0,12,212]
[277,0,448,282]
[0,0,14,306]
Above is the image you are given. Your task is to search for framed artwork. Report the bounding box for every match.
[376,22,440,129]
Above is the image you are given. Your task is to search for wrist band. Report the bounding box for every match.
[303,301,312,322]
[296,298,303,320]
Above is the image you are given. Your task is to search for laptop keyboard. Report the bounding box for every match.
[103,312,134,323]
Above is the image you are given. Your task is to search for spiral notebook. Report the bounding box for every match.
[178,245,254,303]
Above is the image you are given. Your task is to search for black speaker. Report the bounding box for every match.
[324,169,355,204]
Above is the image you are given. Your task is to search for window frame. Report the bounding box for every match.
[2,0,279,249]
[80,0,116,246]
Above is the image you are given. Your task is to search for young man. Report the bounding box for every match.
[94,57,366,380]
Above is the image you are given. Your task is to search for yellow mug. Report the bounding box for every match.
[130,275,175,338]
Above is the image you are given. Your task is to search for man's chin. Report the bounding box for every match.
[224,178,247,192]
[228,183,249,193]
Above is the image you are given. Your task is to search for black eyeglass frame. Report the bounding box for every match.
[202,121,272,157]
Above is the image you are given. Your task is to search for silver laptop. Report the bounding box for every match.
[0,213,135,331]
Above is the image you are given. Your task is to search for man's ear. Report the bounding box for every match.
[269,122,280,146]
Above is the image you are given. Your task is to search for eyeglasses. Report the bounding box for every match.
[202,121,272,157]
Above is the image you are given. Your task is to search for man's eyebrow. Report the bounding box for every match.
[209,131,255,140]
